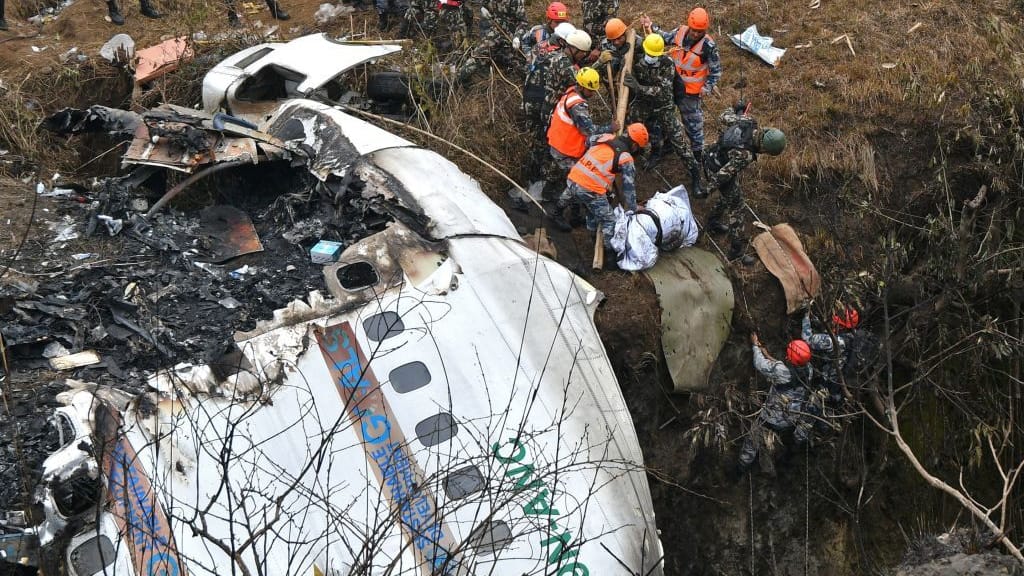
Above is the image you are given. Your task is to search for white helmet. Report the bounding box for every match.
[553,22,576,40]
[565,29,592,51]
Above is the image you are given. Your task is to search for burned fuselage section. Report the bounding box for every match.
[13,97,666,576]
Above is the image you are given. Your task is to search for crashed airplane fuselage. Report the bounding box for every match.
[40,90,665,575]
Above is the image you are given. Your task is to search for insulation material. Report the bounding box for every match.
[751,223,821,314]
[645,249,734,392]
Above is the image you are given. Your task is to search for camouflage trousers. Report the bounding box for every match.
[676,94,705,157]
[457,26,514,84]
[558,182,615,245]
[582,0,616,39]
[630,106,699,173]
[402,5,437,37]
[542,148,576,191]
[435,6,469,52]
[739,386,818,468]
[707,176,744,246]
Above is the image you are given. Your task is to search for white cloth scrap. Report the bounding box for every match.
[610,185,699,271]
[730,25,786,67]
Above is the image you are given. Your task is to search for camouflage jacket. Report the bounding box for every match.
[582,0,617,25]
[485,0,526,37]
[709,108,757,185]
[629,54,675,110]
[541,50,577,118]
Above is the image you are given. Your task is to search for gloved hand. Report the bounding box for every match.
[733,99,748,114]
[623,73,640,91]
[512,36,521,50]
[480,5,490,18]
[598,49,613,64]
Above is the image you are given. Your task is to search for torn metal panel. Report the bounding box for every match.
[646,248,735,392]
[134,37,193,84]
[196,205,264,263]
[265,99,410,179]
[202,34,402,115]
[122,121,258,172]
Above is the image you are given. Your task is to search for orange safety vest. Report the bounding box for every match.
[568,135,632,194]
[546,86,588,158]
[669,26,709,95]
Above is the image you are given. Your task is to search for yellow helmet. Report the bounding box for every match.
[575,67,601,91]
[642,33,665,57]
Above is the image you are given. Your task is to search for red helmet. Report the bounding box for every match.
[786,340,812,366]
[832,307,860,330]
[687,7,709,31]
[626,123,649,147]
[546,1,568,21]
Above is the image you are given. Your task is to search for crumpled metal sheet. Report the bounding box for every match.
[645,248,734,392]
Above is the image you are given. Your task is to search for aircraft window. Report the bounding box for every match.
[415,413,457,446]
[443,465,484,500]
[468,520,512,556]
[363,311,404,341]
[337,261,379,291]
[389,361,431,393]
[68,534,116,575]
[233,47,274,69]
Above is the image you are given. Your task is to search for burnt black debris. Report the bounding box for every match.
[0,160,396,515]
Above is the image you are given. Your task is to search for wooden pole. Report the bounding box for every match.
[594,28,637,269]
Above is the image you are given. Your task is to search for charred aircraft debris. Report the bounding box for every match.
[0,35,664,575]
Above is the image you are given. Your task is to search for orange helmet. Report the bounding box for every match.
[786,340,812,366]
[605,17,627,40]
[626,123,649,147]
[832,307,860,330]
[546,1,568,21]
[688,7,709,31]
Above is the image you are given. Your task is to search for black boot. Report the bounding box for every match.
[689,165,707,199]
[227,9,241,25]
[549,205,572,232]
[0,0,8,31]
[377,9,390,30]
[728,240,756,266]
[140,0,162,18]
[107,0,125,24]
[706,219,729,235]
[265,0,289,19]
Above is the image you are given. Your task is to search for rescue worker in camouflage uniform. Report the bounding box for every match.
[544,67,615,195]
[520,2,569,57]
[550,123,649,238]
[457,0,527,84]
[624,34,704,197]
[582,0,617,39]
[436,0,470,52]
[592,18,638,78]
[803,306,878,404]
[660,7,721,167]
[376,0,408,31]
[739,335,821,473]
[704,102,786,264]
[523,29,592,199]
[400,0,437,38]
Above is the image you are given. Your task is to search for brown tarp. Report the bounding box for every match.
[751,223,821,314]
[645,248,734,392]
